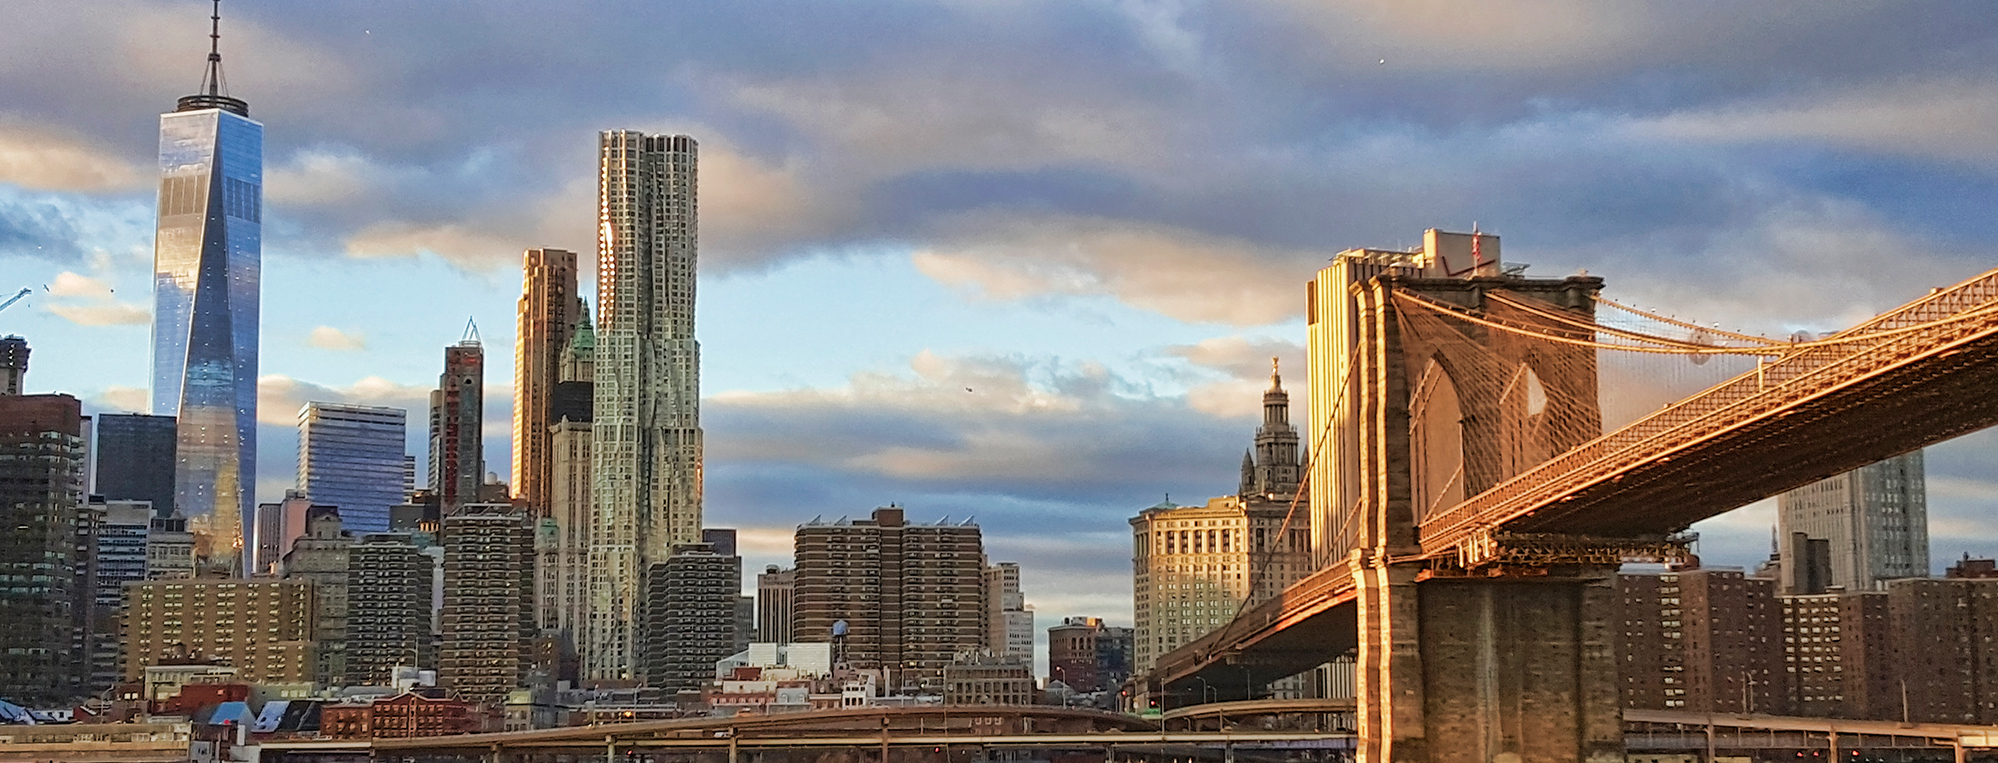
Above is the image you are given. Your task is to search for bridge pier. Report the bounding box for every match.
[1354,558,1621,763]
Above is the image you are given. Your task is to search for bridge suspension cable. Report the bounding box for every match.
[1590,294,1785,345]
[1394,289,1998,357]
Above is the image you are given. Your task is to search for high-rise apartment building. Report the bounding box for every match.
[513,248,589,516]
[428,337,485,511]
[1613,568,1785,714]
[152,14,261,570]
[794,508,986,693]
[439,505,533,703]
[94,413,178,517]
[983,562,1033,663]
[639,531,741,694]
[298,402,407,533]
[0,335,25,395]
[0,393,87,705]
[83,500,155,693]
[1888,578,1998,723]
[1778,451,1928,593]
[587,131,704,680]
[123,578,316,685]
[347,532,435,687]
[282,507,353,686]
[756,566,796,644]
[1775,591,1893,719]
[1617,567,1998,724]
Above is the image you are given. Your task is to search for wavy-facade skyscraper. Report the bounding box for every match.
[586,132,703,680]
[151,4,261,572]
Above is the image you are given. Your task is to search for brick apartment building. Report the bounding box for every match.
[793,507,986,693]
[1617,564,1998,724]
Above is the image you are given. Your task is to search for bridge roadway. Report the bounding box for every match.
[1146,265,1998,701]
[245,704,1998,761]
[256,705,1354,760]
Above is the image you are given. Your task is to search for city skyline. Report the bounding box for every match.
[5,1,1998,660]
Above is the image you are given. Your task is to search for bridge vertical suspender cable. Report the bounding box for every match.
[1234,346,1361,623]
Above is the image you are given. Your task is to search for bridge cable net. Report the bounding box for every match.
[1391,289,1766,529]
[1392,268,1998,542]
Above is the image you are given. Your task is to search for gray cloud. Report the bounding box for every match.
[6,1,1993,320]
[0,195,85,261]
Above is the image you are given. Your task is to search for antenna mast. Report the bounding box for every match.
[176,0,246,115]
[200,0,227,97]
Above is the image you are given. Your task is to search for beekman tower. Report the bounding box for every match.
[585,132,704,679]
[152,1,261,573]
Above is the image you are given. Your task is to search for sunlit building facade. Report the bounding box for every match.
[151,77,261,572]
[586,131,704,679]
[512,248,589,516]
[428,339,485,511]
[1130,372,1313,675]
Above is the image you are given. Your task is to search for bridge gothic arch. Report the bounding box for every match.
[1409,355,1467,526]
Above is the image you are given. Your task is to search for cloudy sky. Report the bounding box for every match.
[4,1,1998,666]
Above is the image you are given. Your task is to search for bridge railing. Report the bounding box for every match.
[1421,266,1998,553]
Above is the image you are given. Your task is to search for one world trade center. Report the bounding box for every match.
[152,2,261,573]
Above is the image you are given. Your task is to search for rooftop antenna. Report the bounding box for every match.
[461,317,482,346]
[200,0,227,97]
[177,0,246,115]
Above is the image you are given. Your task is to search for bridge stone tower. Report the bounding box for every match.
[1306,230,1621,763]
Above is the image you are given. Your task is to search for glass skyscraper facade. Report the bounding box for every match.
[94,413,179,518]
[151,95,261,570]
[298,403,408,534]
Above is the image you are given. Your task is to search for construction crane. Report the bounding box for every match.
[0,288,27,314]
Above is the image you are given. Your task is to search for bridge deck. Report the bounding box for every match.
[1146,564,1356,699]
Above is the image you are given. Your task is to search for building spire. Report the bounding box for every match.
[202,0,225,97]
[176,0,248,116]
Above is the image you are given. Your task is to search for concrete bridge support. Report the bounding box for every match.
[1353,558,1622,763]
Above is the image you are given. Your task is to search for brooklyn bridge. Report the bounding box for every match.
[1144,230,1998,762]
